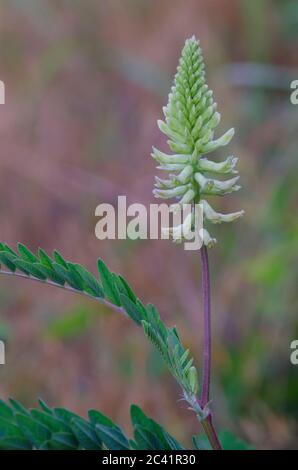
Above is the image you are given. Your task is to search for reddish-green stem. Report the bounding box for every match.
[201,415,222,451]
[199,245,222,450]
[200,245,211,407]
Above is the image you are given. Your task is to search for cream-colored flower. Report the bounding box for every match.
[152,36,243,247]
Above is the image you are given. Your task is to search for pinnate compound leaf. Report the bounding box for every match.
[97,259,121,306]
[0,243,200,420]
[0,400,184,450]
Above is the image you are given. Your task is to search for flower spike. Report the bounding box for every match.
[152,36,243,247]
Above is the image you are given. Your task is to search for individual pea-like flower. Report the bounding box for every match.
[152,36,244,247]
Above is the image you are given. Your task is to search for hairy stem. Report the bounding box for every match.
[199,245,222,450]
[200,245,211,407]
[201,415,222,451]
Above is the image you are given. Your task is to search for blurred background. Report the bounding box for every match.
[0,0,297,450]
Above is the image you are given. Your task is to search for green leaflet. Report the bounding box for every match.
[52,263,83,291]
[88,410,130,450]
[0,437,32,450]
[34,263,65,285]
[13,259,47,280]
[53,407,82,427]
[71,263,104,298]
[38,399,53,415]
[0,251,17,272]
[97,258,121,306]
[117,275,137,303]
[0,400,14,420]
[119,294,142,326]
[0,416,25,439]
[143,321,170,365]
[0,243,18,257]
[95,424,130,451]
[17,243,38,263]
[71,419,102,450]
[143,311,199,397]
[9,398,30,416]
[53,250,69,269]
[30,410,69,434]
[15,413,51,448]
[38,248,54,269]
[48,432,78,450]
[131,405,183,451]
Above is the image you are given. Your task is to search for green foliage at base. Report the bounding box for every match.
[0,399,183,450]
